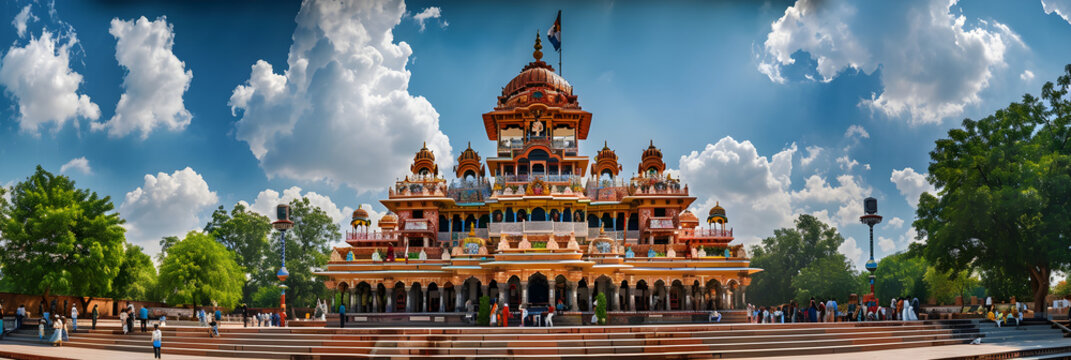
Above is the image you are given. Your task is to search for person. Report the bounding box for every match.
[546,304,555,327]
[829,299,838,322]
[986,309,996,322]
[995,310,1005,328]
[60,315,69,341]
[241,304,248,328]
[159,315,167,327]
[197,308,206,327]
[42,301,50,327]
[912,298,920,320]
[139,305,148,332]
[214,309,223,326]
[556,299,565,313]
[817,300,826,322]
[152,324,162,359]
[520,305,528,327]
[120,309,129,334]
[339,303,347,328]
[127,303,135,334]
[710,310,722,323]
[280,310,287,327]
[49,315,63,346]
[490,300,499,327]
[808,298,818,322]
[985,296,993,313]
[38,317,46,342]
[209,315,220,337]
[91,305,98,330]
[501,302,510,327]
[70,305,78,331]
[16,304,26,331]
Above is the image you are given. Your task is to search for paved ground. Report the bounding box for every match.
[0,341,269,360]
[759,337,1071,360]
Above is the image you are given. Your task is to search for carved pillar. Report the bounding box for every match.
[698,284,707,311]
[610,286,620,311]
[372,289,380,313]
[456,288,465,312]
[664,288,671,311]
[569,281,579,311]
[405,285,413,313]
[548,279,556,308]
[628,285,635,311]
[498,283,508,308]
[521,281,529,307]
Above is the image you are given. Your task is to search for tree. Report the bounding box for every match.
[477,295,490,326]
[1054,277,1071,298]
[111,243,158,302]
[791,255,858,304]
[914,65,1071,316]
[157,231,244,310]
[203,203,272,303]
[980,267,1032,302]
[749,214,846,305]
[251,285,281,308]
[264,197,340,309]
[924,267,981,305]
[595,292,608,325]
[157,235,180,263]
[0,166,125,311]
[873,252,929,302]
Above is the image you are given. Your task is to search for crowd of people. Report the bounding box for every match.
[745,296,923,323]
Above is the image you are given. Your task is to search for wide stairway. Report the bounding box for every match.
[2,319,984,359]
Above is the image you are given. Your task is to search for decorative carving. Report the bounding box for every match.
[330,250,342,262]
[567,231,580,250]
[666,248,676,258]
[518,234,532,250]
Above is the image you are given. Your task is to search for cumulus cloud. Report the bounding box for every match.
[790,173,871,228]
[890,167,936,208]
[835,155,859,171]
[800,145,823,167]
[885,216,905,229]
[12,4,36,38]
[840,236,866,264]
[0,30,100,134]
[844,125,869,139]
[877,236,896,252]
[1044,0,1071,25]
[759,0,1024,125]
[678,137,796,246]
[120,167,219,255]
[240,187,388,246]
[59,157,91,175]
[412,7,446,32]
[229,0,452,193]
[1020,70,1035,81]
[90,16,192,139]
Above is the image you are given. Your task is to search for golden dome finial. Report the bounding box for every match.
[469,223,476,236]
[422,141,427,149]
[533,30,543,61]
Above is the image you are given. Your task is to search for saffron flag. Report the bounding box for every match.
[547,10,561,52]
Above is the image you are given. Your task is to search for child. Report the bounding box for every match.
[151,324,162,359]
[38,317,46,342]
[120,310,129,334]
[209,316,220,337]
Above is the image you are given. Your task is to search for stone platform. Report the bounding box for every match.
[0,318,1050,359]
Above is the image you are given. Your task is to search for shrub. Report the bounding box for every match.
[477,295,491,326]
[595,292,608,325]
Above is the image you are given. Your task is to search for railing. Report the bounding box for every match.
[346,231,399,242]
[647,216,676,230]
[488,221,587,236]
[402,219,432,231]
[438,229,489,242]
[447,178,492,203]
[630,175,688,196]
[588,228,624,240]
[691,228,734,238]
[496,175,583,183]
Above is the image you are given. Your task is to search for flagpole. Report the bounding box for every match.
[559,11,562,76]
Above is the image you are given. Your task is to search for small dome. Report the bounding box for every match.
[679,210,699,225]
[414,142,435,162]
[596,141,617,161]
[643,140,663,159]
[379,212,398,225]
[707,202,728,224]
[351,206,371,227]
[458,142,480,162]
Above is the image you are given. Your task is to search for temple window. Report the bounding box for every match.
[413,210,425,219]
[532,163,545,175]
[654,208,666,217]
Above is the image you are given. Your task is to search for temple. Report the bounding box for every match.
[315,34,761,318]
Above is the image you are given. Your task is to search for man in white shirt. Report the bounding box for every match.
[70,306,78,331]
[985,296,993,312]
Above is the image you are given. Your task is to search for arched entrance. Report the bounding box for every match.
[706,279,722,310]
[577,278,590,311]
[337,281,350,311]
[654,280,667,311]
[408,283,424,312]
[392,282,406,313]
[531,208,546,221]
[594,275,613,309]
[507,276,522,309]
[488,280,500,304]
[356,282,372,312]
[635,280,650,311]
[427,283,440,312]
[443,282,455,312]
[554,275,567,307]
[462,277,482,311]
[619,281,630,311]
[670,280,684,310]
[528,273,549,306]
[376,283,387,312]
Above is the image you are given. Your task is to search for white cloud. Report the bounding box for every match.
[844,125,869,139]
[877,236,896,252]
[790,173,871,228]
[242,186,347,225]
[840,236,866,264]
[800,145,823,166]
[229,0,452,193]
[759,0,1023,125]
[90,16,192,139]
[1020,70,1035,81]
[890,167,936,208]
[59,157,91,175]
[885,216,905,229]
[12,4,36,38]
[1044,0,1071,25]
[835,155,859,171]
[120,167,219,255]
[678,137,796,246]
[412,7,445,32]
[0,31,100,134]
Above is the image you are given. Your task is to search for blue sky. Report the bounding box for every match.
[1,0,1070,266]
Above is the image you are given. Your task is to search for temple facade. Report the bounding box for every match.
[314,36,761,315]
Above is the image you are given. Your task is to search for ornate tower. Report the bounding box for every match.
[591,141,622,178]
[454,142,485,179]
[410,142,438,177]
[638,140,666,177]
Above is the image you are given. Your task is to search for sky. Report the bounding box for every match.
[1,0,1070,268]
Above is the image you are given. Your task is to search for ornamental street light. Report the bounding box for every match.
[272,204,294,313]
[859,197,882,297]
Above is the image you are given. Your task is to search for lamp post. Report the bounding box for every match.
[859,197,882,297]
[272,204,294,314]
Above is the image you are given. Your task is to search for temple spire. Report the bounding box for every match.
[533,30,544,61]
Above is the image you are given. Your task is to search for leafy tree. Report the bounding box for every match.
[157,235,180,263]
[980,267,1032,302]
[111,244,158,302]
[924,267,981,305]
[204,203,272,303]
[1054,277,1071,298]
[157,231,244,310]
[0,166,125,311]
[595,292,608,325]
[264,197,341,309]
[251,285,282,308]
[914,65,1071,315]
[873,252,929,301]
[749,214,845,305]
[791,255,858,304]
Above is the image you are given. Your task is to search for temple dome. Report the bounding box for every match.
[379,212,398,226]
[414,142,435,162]
[502,63,572,100]
[707,202,728,224]
[679,210,699,227]
[351,206,371,227]
[458,143,480,161]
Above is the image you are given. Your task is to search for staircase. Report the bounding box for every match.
[1,319,984,359]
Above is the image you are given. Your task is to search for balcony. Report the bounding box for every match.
[402,219,433,232]
[447,178,493,203]
[691,228,734,238]
[630,175,688,196]
[488,221,588,236]
[346,231,399,242]
[647,216,676,230]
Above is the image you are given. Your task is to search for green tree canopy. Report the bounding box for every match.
[914,65,1071,315]
[0,166,125,310]
[924,267,981,305]
[749,214,849,305]
[791,255,858,304]
[157,231,244,309]
[204,203,272,303]
[873,252,929,302]
[111,243,158,302]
